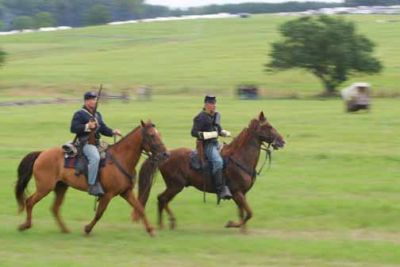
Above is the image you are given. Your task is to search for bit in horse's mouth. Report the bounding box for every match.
[272,140,285,150]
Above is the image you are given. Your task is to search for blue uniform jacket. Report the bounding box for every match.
[191,110,223,143]
[70,106,113,142]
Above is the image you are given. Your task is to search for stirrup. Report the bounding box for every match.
[216,186,232,204]
[88,183,104,197]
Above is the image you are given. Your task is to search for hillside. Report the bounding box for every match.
[0,14,398,98]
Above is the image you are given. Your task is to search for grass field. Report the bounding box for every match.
[0,12,399,267]
[0,14,399,97]
[1,96,400,266]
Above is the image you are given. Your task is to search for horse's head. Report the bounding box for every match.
[140,120,169,161]
[250,112,285,150]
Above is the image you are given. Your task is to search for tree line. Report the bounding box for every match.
[0,0,146,30]
[182,0,400,16]
[1,0,399,31]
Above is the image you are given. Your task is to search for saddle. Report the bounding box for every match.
[189,150,208,172]
[189,142,231,198]
[189,140,227,173]
[62,141,107,178]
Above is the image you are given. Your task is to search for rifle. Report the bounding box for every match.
[213,112,221,126]
[88,85,103,145]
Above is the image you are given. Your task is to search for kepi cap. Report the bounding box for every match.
[204,95,216,104]
[84,91,97,100]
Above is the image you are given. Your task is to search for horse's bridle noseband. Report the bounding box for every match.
[141,126,165,162]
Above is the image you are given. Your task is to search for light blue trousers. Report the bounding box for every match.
[204,142,223,174]
[82,144,100,185]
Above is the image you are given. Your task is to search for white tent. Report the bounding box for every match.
[341,82,371,104]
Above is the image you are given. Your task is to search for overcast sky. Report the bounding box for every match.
[145,0,343,9]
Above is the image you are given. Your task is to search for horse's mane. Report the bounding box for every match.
[109,121,155,149]
[109,125,141,148]
[223,119,258,156]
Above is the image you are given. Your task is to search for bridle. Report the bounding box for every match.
[141,126,165,162]
[228,123,275,178]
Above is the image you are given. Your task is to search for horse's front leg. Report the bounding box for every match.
[225,204,244,228]
[84,193,113,235]
[225,191,252,232]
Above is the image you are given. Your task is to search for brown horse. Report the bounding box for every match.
[135,112,285,231]
[15,120,168,236]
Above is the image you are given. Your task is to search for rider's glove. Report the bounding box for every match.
[220,130,231,137]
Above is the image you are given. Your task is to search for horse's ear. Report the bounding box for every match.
[140,120,145,127]
[259,111,266,122]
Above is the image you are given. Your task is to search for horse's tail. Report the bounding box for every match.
[133,157,159,221]
[15,151,41,213]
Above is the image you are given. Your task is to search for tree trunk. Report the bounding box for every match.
[320,77,338,97]
[324,85,337,96]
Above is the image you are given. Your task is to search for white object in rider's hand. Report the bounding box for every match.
[221,130,231,137]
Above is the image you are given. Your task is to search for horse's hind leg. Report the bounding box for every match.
[84,193,112,235]
[51,182,70,233]
[157,185,183,230]
[19,188,52,231]
[120,190,155,237]
[164,204,177,230]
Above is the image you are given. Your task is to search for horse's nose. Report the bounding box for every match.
[272,138,285,149]
[279,139,286,148]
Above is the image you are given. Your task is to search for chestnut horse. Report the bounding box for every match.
[15,120,168,236]
[135,112,285,231]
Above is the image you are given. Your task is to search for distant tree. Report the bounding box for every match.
[84,4,111,26]
[51,0,91,27]
[0,48,6,68]
[345,0,400,6]
[113,0,144,20]
[0,4,5,20]
[140,4,170,18]
[266,16,382,95]
[3,0,39,16]
[11,15,34,30]
[34,12,56,28]
[184,2,340,16]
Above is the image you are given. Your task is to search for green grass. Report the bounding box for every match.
[1,96,400,266]
[0,12,399,267]
[0,14,399,97]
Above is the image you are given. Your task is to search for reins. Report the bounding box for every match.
[108,126,162,183]
[257,142,272,176]
[228,141,272,179]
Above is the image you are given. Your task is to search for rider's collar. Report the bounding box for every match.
[82,106,95,116]
[202,108,215,116]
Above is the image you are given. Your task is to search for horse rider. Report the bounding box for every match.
[70,91,121,196]
[191,95,233,203]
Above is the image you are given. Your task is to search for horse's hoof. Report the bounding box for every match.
[84,225,92,235]
[225,221,235,228]
[147,227,156,237]
[169,219,176,230]
[61,228,70,234]
[18,223,31,231]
